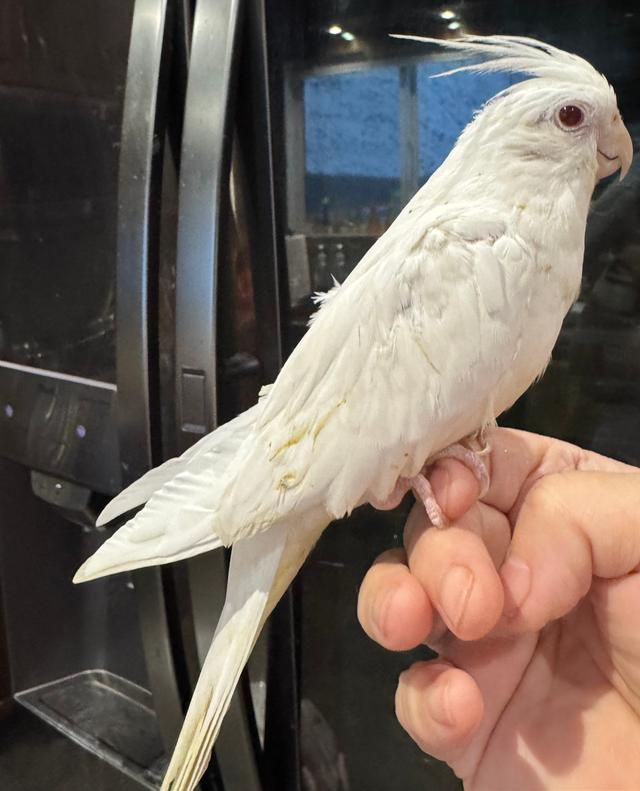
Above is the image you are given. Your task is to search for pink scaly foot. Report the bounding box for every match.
[370,440,491,529]
[370,473,447,527]
[409,473,447,527]
[429,442,490,499]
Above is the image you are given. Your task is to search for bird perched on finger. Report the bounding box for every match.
[74,35,632,791]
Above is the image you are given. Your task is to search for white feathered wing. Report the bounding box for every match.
[78,199,529,585]
[73,401,262,582]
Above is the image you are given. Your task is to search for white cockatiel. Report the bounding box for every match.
[74,36,632,791]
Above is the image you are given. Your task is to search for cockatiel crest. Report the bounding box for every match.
[74,35,632,791]
[393,35,630,198]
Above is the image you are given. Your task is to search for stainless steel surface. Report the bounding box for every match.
[174,0,242,447]
[116,0,185,755]
[174,0,264,787]
[116,0,168,482]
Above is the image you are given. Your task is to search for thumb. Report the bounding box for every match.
[498,470,640,633]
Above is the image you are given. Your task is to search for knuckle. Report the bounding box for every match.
[524,473,573,523]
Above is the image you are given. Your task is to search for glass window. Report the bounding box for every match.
[304,65,401,233]
[417,60,517,178]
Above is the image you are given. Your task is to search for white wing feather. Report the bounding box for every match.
[96,402,262,527]
[74,402,263,582]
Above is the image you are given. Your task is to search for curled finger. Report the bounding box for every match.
[358,548,434,650]
[395,660,484,768]
[404,502,508,641]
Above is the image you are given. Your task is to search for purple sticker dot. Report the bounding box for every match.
[4,404,13,418]
[76,424,87,439]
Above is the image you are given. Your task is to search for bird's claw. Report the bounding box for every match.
[429,442,491,499]
[369,472,446,527]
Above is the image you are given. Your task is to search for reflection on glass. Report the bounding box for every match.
[304,66,400,234]
[417,60,516,177]
[0,2,132,382]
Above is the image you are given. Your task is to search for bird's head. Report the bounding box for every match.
[393,35,633,184]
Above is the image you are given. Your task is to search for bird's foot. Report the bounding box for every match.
[370,473,446,527]
[370,440,490,528]
[409,472,447,527]
[429,442,490,499]
[370,432,491,527]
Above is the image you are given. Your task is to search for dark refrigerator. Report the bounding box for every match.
[1,1,640,790]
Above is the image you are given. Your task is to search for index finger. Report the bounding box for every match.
[500,468,640,633]
[478,428,636,519]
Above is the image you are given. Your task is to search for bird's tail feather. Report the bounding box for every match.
[161,509,327,791]
[161,520,287,791]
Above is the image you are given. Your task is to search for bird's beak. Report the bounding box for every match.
[597,115,633,181]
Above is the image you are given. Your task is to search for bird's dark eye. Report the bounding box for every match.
[558,105,584,128]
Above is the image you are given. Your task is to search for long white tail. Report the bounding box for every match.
[162,509,327,791]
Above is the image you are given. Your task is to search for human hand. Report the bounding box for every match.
[358,429,640,789]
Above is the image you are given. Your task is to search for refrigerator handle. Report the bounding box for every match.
[116,0,186,754]
[174,0,264,789]
[174,0,242,447]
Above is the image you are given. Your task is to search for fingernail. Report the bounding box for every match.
[427,678,454,726]
[500,554,531,617]
[439,565,474,630]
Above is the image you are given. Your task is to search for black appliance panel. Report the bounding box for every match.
[0,0,135,383]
